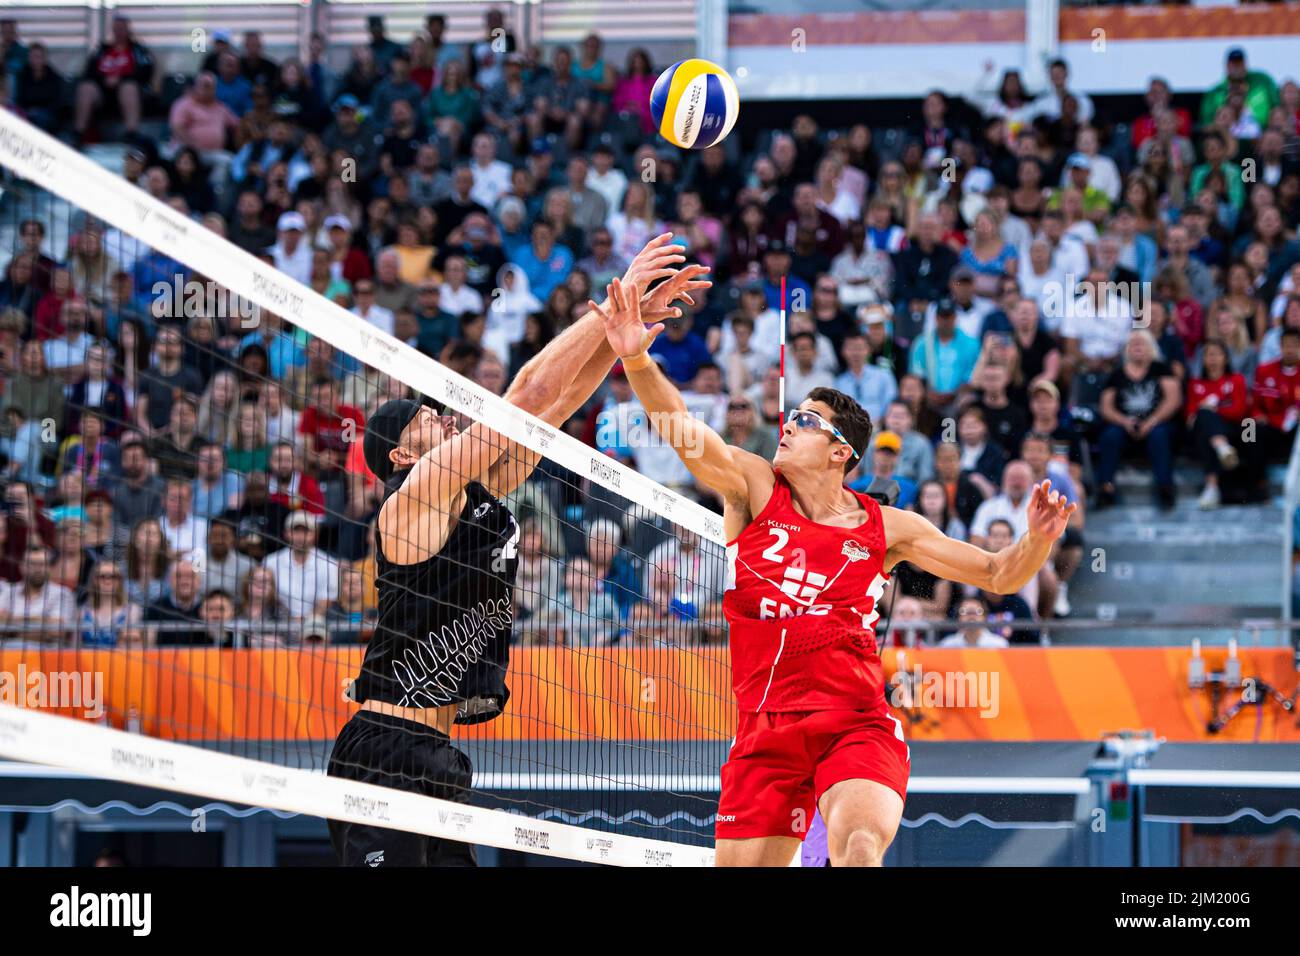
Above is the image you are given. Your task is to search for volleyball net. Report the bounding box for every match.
[0,110,732,865]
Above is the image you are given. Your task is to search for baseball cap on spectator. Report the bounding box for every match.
[765,238,789,255]
[935,297,957,315]
[1066,153,1092,171]
[874,431,902,454]
[285,511,319,533]
[858,303,891,326]
[212,28,232,43]
[1030,380,1060,401]
[1226,47,1245,62]
[922,146,947,171]
[333,94,361,112]
[125,146,147,164]
[323,214,352,232]
[277,211,306,233]
[951,266,976,283]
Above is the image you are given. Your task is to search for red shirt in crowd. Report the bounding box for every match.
[1186,372,1249,425]
[268,471,325,515]
[96,45,136,82]
[1251,360,1300,431]
[299,403,365,463]
[1131,108,1192,149]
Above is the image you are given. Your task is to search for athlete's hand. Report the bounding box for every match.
[620,232,686,298]
[642,263,712,324]
[593,277,661,359]
[1026,479,1076,541]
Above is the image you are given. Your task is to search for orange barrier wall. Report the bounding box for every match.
[1,647,1296,743]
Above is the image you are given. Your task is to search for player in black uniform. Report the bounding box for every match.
[327,236,709,866]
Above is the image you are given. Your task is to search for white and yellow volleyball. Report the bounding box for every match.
[649,58,740,150]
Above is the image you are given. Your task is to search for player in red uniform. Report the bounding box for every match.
[598,277,1075,867]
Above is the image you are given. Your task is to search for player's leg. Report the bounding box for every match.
[715,836,800,867]
[813,710,910,867]
[714,711,815,867]
[817,778,904,867]
[326,713,431,866]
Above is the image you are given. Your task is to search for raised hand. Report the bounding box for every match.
[621,232,686,296]
[592,277,661,359]
[1026,479,1076,541]
[642,263,712,324]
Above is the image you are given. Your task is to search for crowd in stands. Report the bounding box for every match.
[0,11,1298,650]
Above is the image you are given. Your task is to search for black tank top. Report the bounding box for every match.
[350,473,520,724]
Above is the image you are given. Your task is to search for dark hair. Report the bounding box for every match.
[1280,328,1300,344]
[805,386,872,473]
[986,518,1016,538]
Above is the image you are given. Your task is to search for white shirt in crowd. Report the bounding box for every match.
[352,303,396,337]
[470,158,513,209]
[938,628,1010,648]
[162,513,208,559]
[1059,291,1133,361]
[269,240,313,287]
[263,546,339,620]
[439,283,485,318]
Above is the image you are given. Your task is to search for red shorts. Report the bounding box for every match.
[715,708,910,841]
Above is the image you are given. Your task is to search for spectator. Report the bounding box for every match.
[11,340,65,436]
[529,46,589,151]
[849,431,917,506]
[938,595,1009,648]
[78,559,139,648]
[159,477,208,556]
[1097,330,1183,510]
[146,557,207,646]
[425,60,478,157]
[168,71,239,154]
[135,324,202,439]
[266,440,325,516]
[43,299,93,390]
[0,545,77,640]
[13,42,63,133]
[202,514,254,599]
[148,396,204,481]
[324,561,376,644]
[1030,58,1094,125]
[73,16,154,142]
[835,332,898,423]
[236,564,291,644]
[1201,47,1278,130]
[1249,327,1300,470]
[263,511,337,620]
[212,50,252,118]
[908,298,980,408]
[192,442,243,519]
[978,519,1038,643]
[894,212,958,309]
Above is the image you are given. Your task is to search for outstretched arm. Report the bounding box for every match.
[884,480,1075,593]
[600,278,766,504]
[484,236,712,496]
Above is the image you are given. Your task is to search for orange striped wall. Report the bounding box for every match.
[1,647,1296,743]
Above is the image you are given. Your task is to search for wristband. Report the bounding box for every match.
[621,350,653,372]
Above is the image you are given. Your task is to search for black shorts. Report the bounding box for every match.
[326,710,476,867]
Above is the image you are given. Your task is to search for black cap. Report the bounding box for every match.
[935,297,957,315]
[765,238,788,254]
[1226,47,1245,62]
[363,399,424,482]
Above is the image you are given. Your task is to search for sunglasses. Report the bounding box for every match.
[728,402,751,411]
[785,409,861,461]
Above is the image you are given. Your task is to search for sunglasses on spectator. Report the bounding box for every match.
[785,408,860,461]
[728,402,752,411]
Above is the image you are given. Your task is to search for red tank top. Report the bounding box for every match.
[723,473,889,714]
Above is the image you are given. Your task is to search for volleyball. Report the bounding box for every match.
[648,58,740,150]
